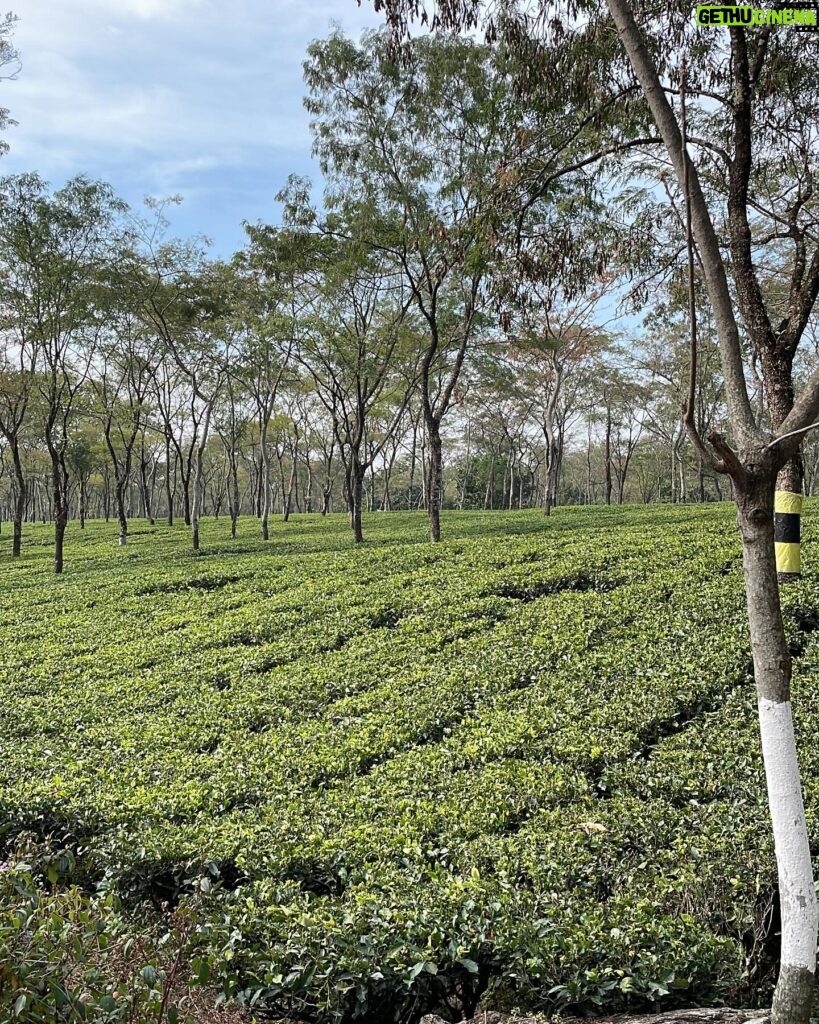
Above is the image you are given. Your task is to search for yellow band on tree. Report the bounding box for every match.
[774,490,802,576]
[775,542,802,575]
[775,491,804,516]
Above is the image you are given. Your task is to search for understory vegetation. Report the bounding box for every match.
[2,505,819,1022]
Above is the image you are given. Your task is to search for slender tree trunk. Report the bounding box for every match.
[115,478,128,545]
[104,428,129,547]
[50,454,68,575]
[544,430,562,516]
[103,469,111,523]
[79,476,87,530]
[140,445,155,525]
[54,510,66,574]
[283,456,297,523]
[165,436,174,527]
[408,421,417,509]
[586,412,594,504]
[230,450,239,539]
[460,419,471,511]
[735,473,818,1024]
[182,475,192,527]
[351,460,364,543]
[542,430,554,516]
[604,407,613,506]
[305,457,314,513]
[252,457,261,518]
[293,447,302,514]
[260,420,271,541]
[191,404,214,552]
[420,440,427,510]
[426,423,443,543]
[10,440,24,558]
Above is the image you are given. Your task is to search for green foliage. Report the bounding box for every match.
[0,836,206,1023]
[1,506,818,1021]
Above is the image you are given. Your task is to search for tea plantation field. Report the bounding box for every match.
[3,506,819,1023]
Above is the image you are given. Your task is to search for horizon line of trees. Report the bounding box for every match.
[1,27,817,574]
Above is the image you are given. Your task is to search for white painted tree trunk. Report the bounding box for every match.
[759,698,817,974]
[602,0,819,1012]
[738,484,818,1024]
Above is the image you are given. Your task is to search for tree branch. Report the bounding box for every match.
[605,0,758,442]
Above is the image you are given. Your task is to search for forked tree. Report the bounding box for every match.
[365,1,819,1021]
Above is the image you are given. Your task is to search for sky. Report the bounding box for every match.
[1,0,386,255]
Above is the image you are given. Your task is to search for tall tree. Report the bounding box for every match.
[140,259,230,551]
[304,30,504,540]
[232,227,300,541]
[366,1,819,1019]
[0,173,124,573]
[297,239,415,543]
[498,285,611,514]
[91,303,160,546]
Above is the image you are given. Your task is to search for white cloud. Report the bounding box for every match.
[0,0,385,248]
[80,0,207,21]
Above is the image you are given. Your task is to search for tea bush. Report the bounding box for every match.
[1,506,818,1021]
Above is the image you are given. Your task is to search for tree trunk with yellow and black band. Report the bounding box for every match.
[775,486,803,582]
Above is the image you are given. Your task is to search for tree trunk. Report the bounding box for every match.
[191,404,214,552]
[775,456,803,583]
[104,427,129,547]
[260,422,271,541]
[408,421,417,509]
[305,457,314,513]
[351,460,364,544]
[542,426,555,516]
[586,412,594,504]
[735,472,818,1024]
[426,423,443,543]
[759,350,803,582]
[544,433,562,515]
[115,478,128,545]
[140,445,155,525]
[10,440,24,558]
[182,476,192,527]
[283,456,297,523]
[165,436,174,527]
[50,454,68,575]
[79,476,87,530]
[180,442,193,527]
[230,450,239,540]
[54,512,66,575]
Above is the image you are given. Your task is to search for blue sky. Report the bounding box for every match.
[2,0,385,255]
